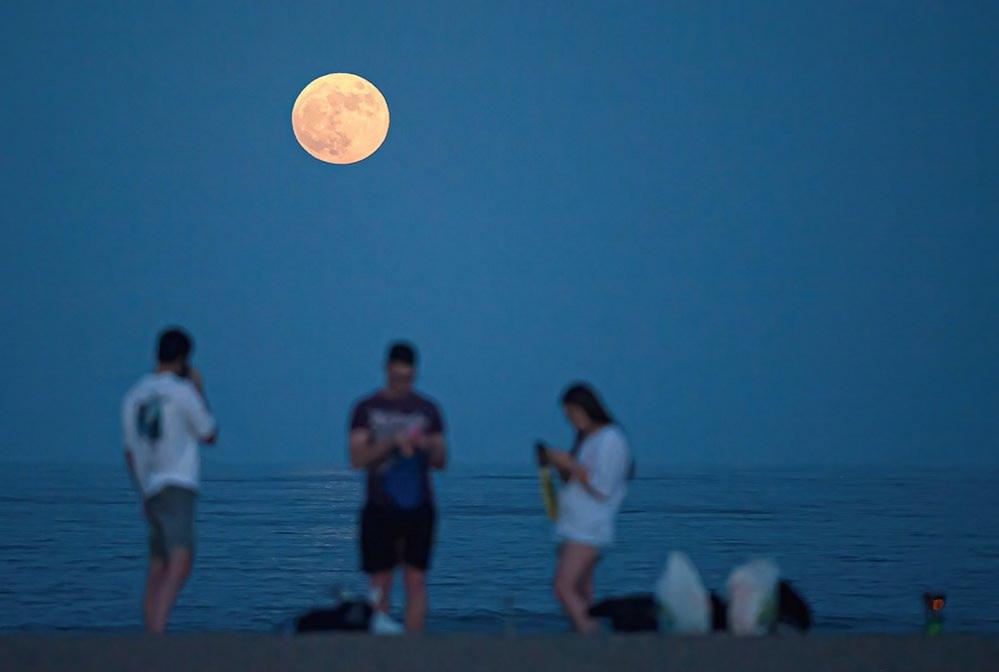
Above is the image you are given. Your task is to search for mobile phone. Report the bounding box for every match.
[178,362,191,379]
[535,440,550,467]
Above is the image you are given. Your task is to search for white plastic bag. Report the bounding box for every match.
[655,551,710,634]
[726,558,779,635]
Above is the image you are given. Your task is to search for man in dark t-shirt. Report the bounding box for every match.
[347,341,447,632]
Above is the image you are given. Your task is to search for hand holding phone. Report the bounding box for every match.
[394,428,416,458]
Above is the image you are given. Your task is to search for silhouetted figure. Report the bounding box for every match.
[347,342,447,632]
[122,327,217,633]
[538,383,632,635]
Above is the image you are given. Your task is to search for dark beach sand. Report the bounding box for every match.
[3,633,996,671]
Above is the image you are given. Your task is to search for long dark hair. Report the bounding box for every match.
[561,382,615,454]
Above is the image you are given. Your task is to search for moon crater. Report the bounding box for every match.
[292,73,389,164]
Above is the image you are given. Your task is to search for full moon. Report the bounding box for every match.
[291,73,390,165]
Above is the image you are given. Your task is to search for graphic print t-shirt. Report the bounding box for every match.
[121,372,217,498]
[349,391,445,511]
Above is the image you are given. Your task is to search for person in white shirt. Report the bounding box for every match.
[121,327,217,633]
[539,383,631,634]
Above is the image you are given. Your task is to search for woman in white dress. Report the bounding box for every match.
[540,383,632,634]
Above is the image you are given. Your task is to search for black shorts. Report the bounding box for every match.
[360,503,436,573]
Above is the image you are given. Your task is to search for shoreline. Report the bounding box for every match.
[3,633,998,671]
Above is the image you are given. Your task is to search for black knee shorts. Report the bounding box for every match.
[360,503,436,573]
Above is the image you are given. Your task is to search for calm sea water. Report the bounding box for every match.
[1,461,997,634]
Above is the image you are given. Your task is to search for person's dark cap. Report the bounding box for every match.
[386,341,417,366]
[157,327,193,363]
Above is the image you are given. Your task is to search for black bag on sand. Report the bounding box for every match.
[293,599,373,633]
[589,581,810,634]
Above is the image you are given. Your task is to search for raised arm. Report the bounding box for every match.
[183,369,217,445]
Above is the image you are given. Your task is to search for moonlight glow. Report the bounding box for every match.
[291,73,390,165]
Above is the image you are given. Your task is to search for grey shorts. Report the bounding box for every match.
[145,486,196,559]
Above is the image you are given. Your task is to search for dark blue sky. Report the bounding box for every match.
[2,1,996,466]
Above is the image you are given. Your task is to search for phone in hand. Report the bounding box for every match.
[535,441,550,467]
[178,362,191,379]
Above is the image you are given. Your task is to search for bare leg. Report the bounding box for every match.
[580,565,595,606]
[368,571,393,614]
[143,558,166,631]
[147,548,192,634]
[402,565,428,632]
[554,542,600,634]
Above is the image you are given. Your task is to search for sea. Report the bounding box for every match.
[1,461,997,634]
